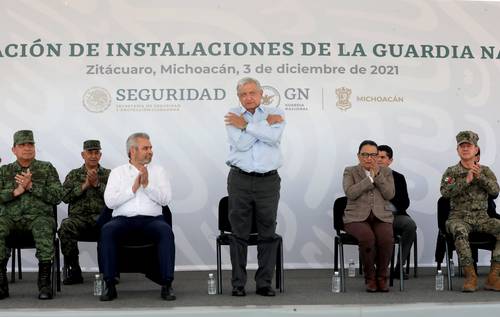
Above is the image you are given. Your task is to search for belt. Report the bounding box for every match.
[231,166,277,177]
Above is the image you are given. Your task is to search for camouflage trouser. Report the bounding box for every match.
[446,210,500,266]
[58,216,98,258]
[0,215,56,263]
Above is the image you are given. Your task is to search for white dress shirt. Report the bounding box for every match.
[104,163,172,217]
[364,169,374,183]
[226,105,285,173]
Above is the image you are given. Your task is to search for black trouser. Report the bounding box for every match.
[99,215,175,284]
[227,168,280,289]
[393,214,417,267]
[59,216,98,259]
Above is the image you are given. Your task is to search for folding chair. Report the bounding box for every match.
[333,196,404,292]
[215,196,284,294]
[6,205,61,294]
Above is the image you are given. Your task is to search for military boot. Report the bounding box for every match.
[0,261,9,299]
[462,265,478,292]
[484,262,500,291]
[38,261,53,300]
[63,256,83,285]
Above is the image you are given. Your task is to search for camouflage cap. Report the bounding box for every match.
[83,140,101,150]
[13,130,35,146]
[456,130,479,146]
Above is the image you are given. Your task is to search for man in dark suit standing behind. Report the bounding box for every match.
[377,145,417,280]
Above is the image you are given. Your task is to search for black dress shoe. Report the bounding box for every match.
[393,270,409,280]
[63,274,84,285]
[393,265,409,280]
[0,286,8,300]
[100,282,117,301]
[161,284,176,301]
[256,286,275,297]
[231,286,246,296]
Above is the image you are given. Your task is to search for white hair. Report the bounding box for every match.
[126,132,150,158]
[236,77,262,95]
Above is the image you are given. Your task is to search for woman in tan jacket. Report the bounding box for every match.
[343,140,395,292]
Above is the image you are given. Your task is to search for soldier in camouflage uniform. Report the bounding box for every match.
[0,130,63,300]
[441,130,500,292]
[59,140,110,285]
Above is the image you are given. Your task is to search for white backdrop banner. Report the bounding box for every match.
[1,0,500,270]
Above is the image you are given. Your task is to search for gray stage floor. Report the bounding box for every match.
[1,267,499,310]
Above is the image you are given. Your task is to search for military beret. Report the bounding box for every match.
[456,130,479,146]
[83,140,101,150]
[13,130,35,146]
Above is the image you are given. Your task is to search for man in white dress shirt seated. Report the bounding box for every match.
[99,132,175,301]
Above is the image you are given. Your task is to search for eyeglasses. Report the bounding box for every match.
[359,152,378,158]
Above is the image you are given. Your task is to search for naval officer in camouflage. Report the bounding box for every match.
[59,140,110,285]
[0,130,63,300]
[441,130,500,292]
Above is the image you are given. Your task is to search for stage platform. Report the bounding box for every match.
[1,268,499,316]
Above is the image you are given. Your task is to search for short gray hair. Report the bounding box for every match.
[126,132,150,158]
[236,77,262,95]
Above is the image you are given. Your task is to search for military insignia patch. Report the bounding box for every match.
[444,176,454,184]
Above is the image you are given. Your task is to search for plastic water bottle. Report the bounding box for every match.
[208,273,217,295]
[348,259,356,277]
[93,273,103,296]
[435,270,444,291]
[449,259,455,277]
[332,271,341,293]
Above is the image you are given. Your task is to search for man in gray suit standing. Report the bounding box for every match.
[224,77,285,297]
[343,140,395,292]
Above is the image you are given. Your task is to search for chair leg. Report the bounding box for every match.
[339,242,345,292]
[63,265,68,281]
[17,248,22,280]
[51,260,57,298]
[413,238,418,277]
[456,257,464,277]
[472,247,478,274]
[405,252,410,276]
[389,244,395,287]
[358,250,363,275]
[398,239,404,291]
[333,237,339,272]
[55,239,61,292]
[216,239,222,295]
[444,238,452,291]
[10,248,16,283]
[277,238,284,293]
[275,238,281,290]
